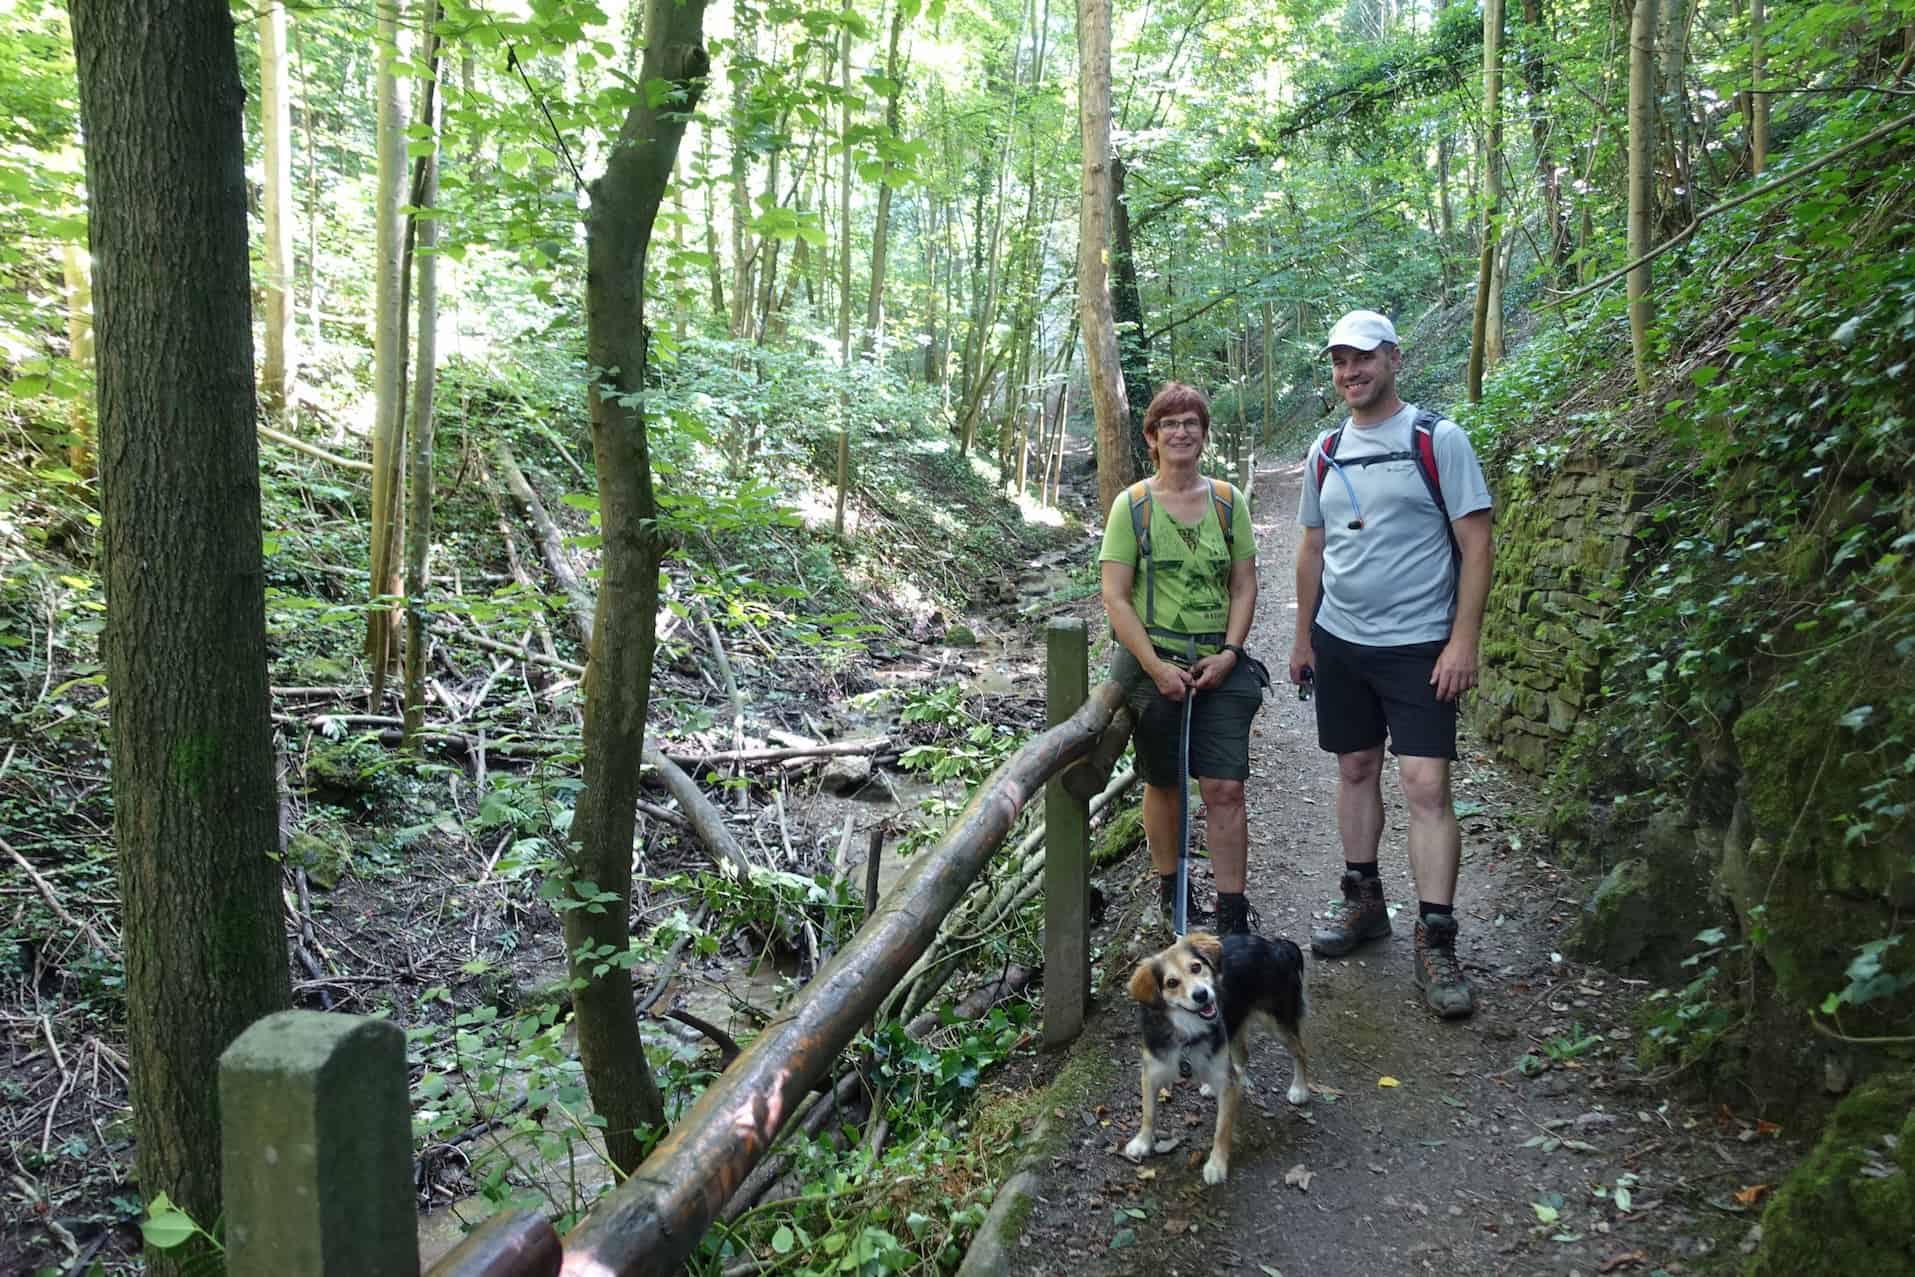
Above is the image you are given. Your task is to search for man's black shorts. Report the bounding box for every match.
[1310,623,1457,760]
[1111,646,1264,787]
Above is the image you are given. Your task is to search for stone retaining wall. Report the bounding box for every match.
[1469,451,1652,772]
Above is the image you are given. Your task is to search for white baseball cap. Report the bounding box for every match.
[1322,309,1399,353]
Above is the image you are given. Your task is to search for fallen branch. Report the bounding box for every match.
[641,742,755,880]
[665,1009,743,1068]
[1,834,113,955]
[257,423,374,473]
[666,738,891,769]
[494,440,596,643]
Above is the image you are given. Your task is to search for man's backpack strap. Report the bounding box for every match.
[1312,427,1345,492]
[1409,409,1462,569]
[1127,480,1155,626]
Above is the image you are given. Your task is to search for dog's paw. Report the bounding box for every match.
[1286,1082,1311,1106]
[1123,1133,1153,1162]
[1202,1153,1229,1185]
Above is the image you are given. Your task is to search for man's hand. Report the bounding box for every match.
[1150,659,1195,702]
[1191,649,1237,692]
[1288,638,1315,687]
[1431,636,1479,702]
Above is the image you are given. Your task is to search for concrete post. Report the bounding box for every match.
[1042,618,1091,1048]
[221,1010,419,1276]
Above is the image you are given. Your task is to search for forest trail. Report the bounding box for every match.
[1006,457,1791,1277]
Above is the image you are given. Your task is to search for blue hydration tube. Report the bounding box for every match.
[1319,452,1367,530]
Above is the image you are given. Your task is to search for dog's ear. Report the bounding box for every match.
[1128,958,1162,1007]
[1187,931,1223,970]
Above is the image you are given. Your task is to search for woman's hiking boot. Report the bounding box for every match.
[1413,912,1474,1019]
[1216,892,1260,937]
[1310,871,1391,956]
[1158,872,1212,934]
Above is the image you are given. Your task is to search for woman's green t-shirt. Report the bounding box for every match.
[1099,480,1255,655]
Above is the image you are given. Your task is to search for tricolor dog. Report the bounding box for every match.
[1123,930,1311,1184]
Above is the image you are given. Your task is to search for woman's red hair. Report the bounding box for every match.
[1143,382,1210,434]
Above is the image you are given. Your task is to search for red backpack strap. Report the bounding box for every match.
[1411,408,1461,567]
[1313,427,1343,490]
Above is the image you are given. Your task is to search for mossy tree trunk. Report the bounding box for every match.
[1077,0,1133,517]
[568,0,711,1177]
[68,3,292,1269]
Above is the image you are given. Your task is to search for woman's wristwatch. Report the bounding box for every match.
[1221,642,1249,662]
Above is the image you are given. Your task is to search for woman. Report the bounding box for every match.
[1099,383,1266,935]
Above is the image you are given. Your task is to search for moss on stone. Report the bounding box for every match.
[1091,795,1145,869]
[1745,1070,1915,1277]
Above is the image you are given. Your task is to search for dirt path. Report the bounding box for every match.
[1007,458,1791,1277]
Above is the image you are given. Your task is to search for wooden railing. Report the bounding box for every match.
[217,618,1132,1276]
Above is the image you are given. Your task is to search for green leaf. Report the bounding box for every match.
[771,1225,795,1254]
[1109,1228,1136,1250]
[141,1195,197,1249]
[1532,1202,1559,1224]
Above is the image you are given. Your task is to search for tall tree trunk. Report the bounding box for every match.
[294,20,323,348]
[701,130,726,317]
[403,5,443,746]
[862,0,906,358]
[62,240,93,475]
[1626,0,1658,393]
[1109,153,1151,478]
[834,1,854,537]
[258,0,296,417]
[1748,0,1768,173]
[1518,0,1567,281]
[572,0,710,1177]
[729,2,757,338]
[68,5,292,1270]
[1077,0,1131,515]
[1655,0,1697,232]
[367,1,409,703]
[1260,285,1275,447]
[1466,0,1505,402]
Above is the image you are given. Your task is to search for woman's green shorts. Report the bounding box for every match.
[1110,645,1265,787]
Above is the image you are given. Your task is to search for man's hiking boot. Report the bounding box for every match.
[1216,892,1260,937]
[1413,912,1474,1019]
[1310,871,1391,956]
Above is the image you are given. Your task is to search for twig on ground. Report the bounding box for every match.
[39,1016,74,1155]
[1,835,112,955]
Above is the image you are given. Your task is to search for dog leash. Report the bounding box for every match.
[1173,684,1196,936]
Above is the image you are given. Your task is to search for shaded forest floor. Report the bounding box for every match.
[996,458,1800,1277]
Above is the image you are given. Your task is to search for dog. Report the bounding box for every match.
[1122,930,1311,1184]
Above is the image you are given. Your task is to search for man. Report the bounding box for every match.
[1287,310,1494,1018]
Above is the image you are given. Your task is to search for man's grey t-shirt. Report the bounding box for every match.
[1297,403,1492,646]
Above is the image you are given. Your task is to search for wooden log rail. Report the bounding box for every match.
[216,619,1131,1277]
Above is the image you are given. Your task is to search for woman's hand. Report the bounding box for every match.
[1190,649,1237,691]
[1150,659,1195,702]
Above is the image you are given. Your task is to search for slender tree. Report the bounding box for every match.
[861,0,907,358]
[1626,0,1658,393]
[1467,0,1505,402]
[834,0,854,536]
[67,3,292,1270]
[1749,0,1769,173]
[568,0,711,1175]
[1077,0,1131,515]
[257,0,296,416]
[367,0,409,702]
[403,3,443,746]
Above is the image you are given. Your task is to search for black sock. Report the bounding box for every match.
[1347,861,1380,880]
[1419,901,1454,921]
[1160,872,1178,906]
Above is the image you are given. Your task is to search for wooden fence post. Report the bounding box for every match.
[1043,617,1091,1048]
[220,1010,419,1276]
